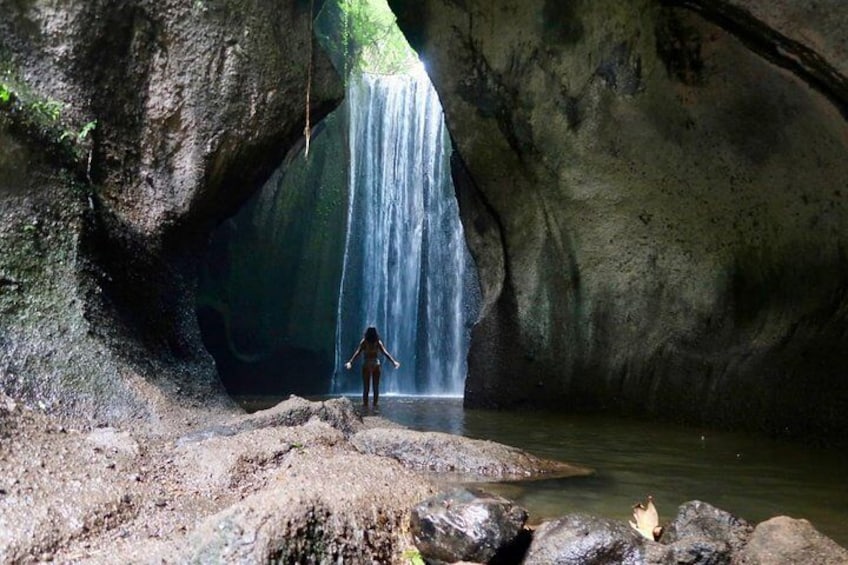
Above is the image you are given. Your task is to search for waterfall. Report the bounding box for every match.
[333,64,478,396]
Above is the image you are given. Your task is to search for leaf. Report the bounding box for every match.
[77,120,97,141]
[401,548,425,565]
[629,495,662,541]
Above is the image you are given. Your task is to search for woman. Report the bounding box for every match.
[344,326,400,410]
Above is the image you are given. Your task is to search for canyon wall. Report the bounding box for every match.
[390,0,848,441]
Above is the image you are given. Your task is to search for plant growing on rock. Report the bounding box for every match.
[315,0,419,79]
[0,68,97,171]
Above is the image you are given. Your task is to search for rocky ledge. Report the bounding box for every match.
[1,395,844,564]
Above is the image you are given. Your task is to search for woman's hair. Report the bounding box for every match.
[364,326,379,343]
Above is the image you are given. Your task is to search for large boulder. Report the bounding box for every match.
[736,516,848,565]
[524,514,650,565]
[661,500,753,555]
[389,0,848,441]
[0,0,342,423]
[410,487,529,564]
[165,448,435,564]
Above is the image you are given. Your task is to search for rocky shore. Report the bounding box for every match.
[1,395,845,564]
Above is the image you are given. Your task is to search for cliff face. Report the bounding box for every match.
[197,111,349,398]
[0,0,342,423]
[390,0,848,440]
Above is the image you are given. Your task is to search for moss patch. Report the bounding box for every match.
[0,62,96,172]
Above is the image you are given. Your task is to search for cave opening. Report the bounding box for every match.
[196,0,480,401]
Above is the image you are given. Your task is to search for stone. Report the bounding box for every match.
[165,448,435,564]
[735,516,848,565]
[524,513,649,565]
[650,538,732,565]
[661,500,753,554]
[410,487,529,563]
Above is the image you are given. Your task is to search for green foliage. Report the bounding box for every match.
[401,548,425,565]
[31,97,63,122]
[315,0,418,78]
[77,120,97,140]
[0,67,96,166]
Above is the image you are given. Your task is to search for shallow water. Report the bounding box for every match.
[240,394,848,547]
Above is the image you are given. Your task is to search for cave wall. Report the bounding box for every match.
[0,0,342,423]
[197,111,349,397]
[390,0,848,441]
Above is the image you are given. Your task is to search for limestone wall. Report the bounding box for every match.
[390,0,848,441]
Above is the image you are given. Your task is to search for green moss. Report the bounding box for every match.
[0,63,96,169]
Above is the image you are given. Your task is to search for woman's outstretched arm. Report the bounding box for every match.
[379,341,400,368]
[344,340,364,369]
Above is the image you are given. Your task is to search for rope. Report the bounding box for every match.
[304,0,314,159]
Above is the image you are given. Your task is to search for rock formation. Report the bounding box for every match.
[389,0,848,442]
[0,0,342,424]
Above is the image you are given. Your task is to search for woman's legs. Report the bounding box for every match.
[372,365,381,407]
[361,364,382,408]
[361,366,370,407]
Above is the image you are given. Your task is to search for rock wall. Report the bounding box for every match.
[390,0,848,441]
[197,111,349,397]
[0,0,342,424]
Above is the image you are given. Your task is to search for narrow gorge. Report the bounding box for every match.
[2,0,847,562]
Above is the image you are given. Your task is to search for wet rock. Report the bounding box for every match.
[650,538,731,565]
[735,516,848,564]
[350,427,592,481]
[661,500,753,555]
[524,514,649,565]
[410,487,529,563]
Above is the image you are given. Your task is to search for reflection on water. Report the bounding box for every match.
[240,394,848,547]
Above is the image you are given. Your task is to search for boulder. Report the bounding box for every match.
[651,538,732,565]
[410,487,529,564]
[165,448,435,564]
[735,516,848,565]
[524,514,649,565]
[661,500,753,554]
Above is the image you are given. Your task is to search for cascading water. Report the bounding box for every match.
[333,64,479,396]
